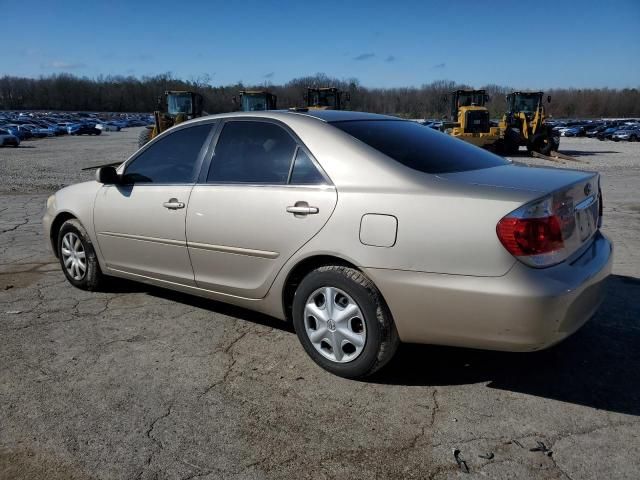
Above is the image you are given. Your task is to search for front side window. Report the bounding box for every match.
[122,124,212,184]
[332,120,508,174]
[207,121,297,184]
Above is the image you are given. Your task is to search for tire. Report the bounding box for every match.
[630,135,637,142]
[528,135,556,156]
[138,128,152,148]
[292,265,399,378]
[57,219,104,291]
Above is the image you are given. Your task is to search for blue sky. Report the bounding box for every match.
[3,0,639,89]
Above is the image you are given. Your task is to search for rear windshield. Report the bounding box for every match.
[331,120,507,174]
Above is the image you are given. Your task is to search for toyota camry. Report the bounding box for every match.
[43,110,612,378]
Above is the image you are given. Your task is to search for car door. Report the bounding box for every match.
[93,123,214,285]
[186,119,337,299]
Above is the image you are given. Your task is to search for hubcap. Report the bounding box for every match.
[303,286,366,363]
[61,232,87,281]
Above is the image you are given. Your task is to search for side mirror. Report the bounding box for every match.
[547,95,552,103]
[96,166,119,184]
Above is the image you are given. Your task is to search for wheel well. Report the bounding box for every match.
[282,255,359,322]
[50,212,76,257]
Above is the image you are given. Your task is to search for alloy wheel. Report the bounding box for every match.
[61,232,87,281]
[303,286,366,363]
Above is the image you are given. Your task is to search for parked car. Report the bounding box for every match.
[586,125,609,138]
[0,124,31,140]
[96,121,121,132]
[68,123,102,135]
[597,126,624,141]
[0,128,20,147]
[611,126,640,141]
[43,111,612,378]
[20,124,51,138]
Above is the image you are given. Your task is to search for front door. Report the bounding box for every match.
[94,123,214,285]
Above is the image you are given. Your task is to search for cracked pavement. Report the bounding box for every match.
[1,130,639,479]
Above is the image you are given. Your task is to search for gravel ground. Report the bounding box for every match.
[1,129,639,479]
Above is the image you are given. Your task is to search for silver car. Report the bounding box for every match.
[43,111,613,378]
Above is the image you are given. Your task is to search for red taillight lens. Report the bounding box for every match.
[496,215,564,256]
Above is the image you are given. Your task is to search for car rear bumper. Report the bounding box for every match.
[364,231,613,352]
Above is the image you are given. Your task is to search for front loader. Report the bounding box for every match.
[138,90,204,147]
[234,90,278,111]
[305,87,350,110]
[499,91,559,155]
[442,89,501,149]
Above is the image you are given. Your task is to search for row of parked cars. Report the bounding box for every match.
[0,112,152,147]
[548,119,640,141]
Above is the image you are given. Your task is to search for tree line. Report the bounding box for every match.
[1,73,638,119]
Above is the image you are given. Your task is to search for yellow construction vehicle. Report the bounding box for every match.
[442,89,501,148]
[234,90,277,111]
[499,91,559,155]
[138,90,204,147]
[305,87,350,110]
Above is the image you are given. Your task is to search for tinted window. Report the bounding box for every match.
[207,121,296,184]
[122,124,212,183]
[332,120,508,174]
[289,148,326,184]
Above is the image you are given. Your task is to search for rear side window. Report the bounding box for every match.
[289,148,326,185]
[207,121,297,184]
[332,120,507,174]
[123,124,212,183]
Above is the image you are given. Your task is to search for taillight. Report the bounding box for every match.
[496,195,569,268]
[497,216,564,256]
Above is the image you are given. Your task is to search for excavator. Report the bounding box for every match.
[442,89,501,149]
[235,90,277,111]
[305,87,350,110]
[138,90,204,147]
[499,91,559,155]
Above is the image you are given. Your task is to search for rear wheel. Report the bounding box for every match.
[292,266,399,378]
[138,128,152,148]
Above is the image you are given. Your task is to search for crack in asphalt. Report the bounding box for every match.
[0,218,29,234]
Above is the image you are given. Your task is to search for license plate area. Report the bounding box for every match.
[575,195,598,242]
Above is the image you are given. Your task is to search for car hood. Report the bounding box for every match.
[436,163,594,193]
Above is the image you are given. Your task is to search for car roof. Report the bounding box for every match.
[191,109,402,125]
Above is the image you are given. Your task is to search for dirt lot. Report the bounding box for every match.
[1,129,639,479]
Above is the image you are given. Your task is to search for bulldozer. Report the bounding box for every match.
[234,90,277,111]
[442,89,501,149]
[499,91,559,155]
[305,87,350,110]
[138,90,204,147]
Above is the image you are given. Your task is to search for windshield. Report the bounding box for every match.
[242,94,268,111]
[332,120,508,174]
[309,90,338,108]
[167,93,193,116]
[456,92,485,107]
[511,95,540,113]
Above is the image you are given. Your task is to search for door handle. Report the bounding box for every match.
[287,202,319,215]
[163,198,185,210]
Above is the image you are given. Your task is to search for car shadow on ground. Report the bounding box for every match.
[372,274,640,416]
[106,274,639,416]
[559,149,621,156]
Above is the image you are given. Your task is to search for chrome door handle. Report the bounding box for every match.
[163,198,185,210]
[287,203,319,215]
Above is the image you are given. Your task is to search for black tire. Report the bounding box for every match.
[57,219,104,291]
[138,128,152,148]
[292,265,399,378]
[528,135,556,156]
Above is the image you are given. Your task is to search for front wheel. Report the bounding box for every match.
[292,266,399,378]
[57,219,104,291]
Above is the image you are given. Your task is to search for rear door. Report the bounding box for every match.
[186,119,337,298]
[94,123,214,285]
